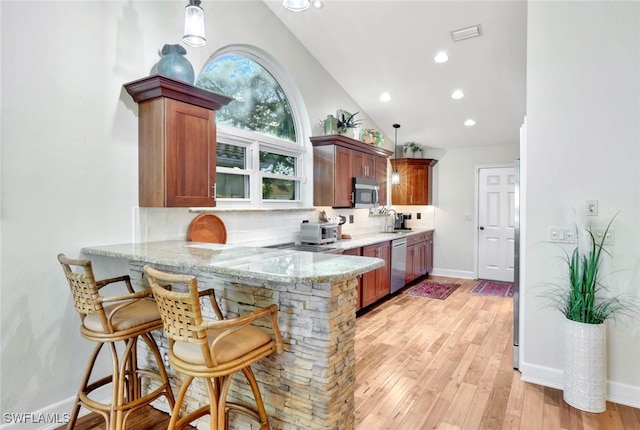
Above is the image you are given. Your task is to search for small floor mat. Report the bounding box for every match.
[404,280,460,300]
[469,280,514,297]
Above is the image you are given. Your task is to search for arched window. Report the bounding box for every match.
[196,47,305,203]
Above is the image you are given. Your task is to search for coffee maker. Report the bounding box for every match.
[394,213,412,230]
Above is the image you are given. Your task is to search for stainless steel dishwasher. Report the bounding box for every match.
[390,237,407,293]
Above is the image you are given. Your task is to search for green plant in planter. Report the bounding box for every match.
[403,142,422,156]
[336,111,362,134]
[550,212,638,324]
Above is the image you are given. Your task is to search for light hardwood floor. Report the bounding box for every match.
[60,276,640,429]
[354,276,640,430]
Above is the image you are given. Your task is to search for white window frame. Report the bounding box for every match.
[201,46,308,208]
[216,125,305,205]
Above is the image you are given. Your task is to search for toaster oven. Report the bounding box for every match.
[300,222,339,245]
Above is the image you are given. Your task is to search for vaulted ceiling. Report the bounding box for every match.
[263,1,527,150]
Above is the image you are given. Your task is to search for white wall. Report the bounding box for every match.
[432,143,520,278]
[522,1,640,406]
[0,0,381,420]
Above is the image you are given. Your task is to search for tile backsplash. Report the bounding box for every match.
[135,205,435,245]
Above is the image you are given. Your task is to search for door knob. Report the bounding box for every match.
[479,226,485,230]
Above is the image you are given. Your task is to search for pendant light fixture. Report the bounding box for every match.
[282,0,311,12]
[391,124,401,185]
[183,0,206,47]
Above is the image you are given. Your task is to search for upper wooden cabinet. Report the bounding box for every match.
[311,134,392,208]
[390,158,438,205]
[124,75,232,207]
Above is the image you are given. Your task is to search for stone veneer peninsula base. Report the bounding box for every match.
[81,241,383,430]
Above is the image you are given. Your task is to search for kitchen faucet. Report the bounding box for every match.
[385,209,397,232]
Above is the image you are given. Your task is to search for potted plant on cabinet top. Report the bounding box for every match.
[336,111,362,137]
[403,142,422,158]
[546,212,638,413]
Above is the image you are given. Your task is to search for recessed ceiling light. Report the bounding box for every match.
[434,51,449,63]
[464,119,476,126]
[312,0,323,8]
[380,92,391,102]
[451,89,464,100]
[282,0,310,12]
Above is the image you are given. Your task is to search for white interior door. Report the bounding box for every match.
[477,166,515,282]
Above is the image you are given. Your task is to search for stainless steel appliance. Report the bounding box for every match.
[514,158,521,369]
[390,238,407,293]
[352,177,379,208]
[300,222,339,245]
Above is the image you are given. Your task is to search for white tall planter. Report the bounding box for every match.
[563,318,606,413]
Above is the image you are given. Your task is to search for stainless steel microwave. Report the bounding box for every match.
[352,177,379,208]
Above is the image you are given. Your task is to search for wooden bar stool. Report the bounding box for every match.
[58,254,175,430]
[143,265,283,430]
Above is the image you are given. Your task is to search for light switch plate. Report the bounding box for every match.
[587,200,598,216]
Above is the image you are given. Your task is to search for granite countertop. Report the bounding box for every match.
[81,240,384,284]
[331,228,434,251]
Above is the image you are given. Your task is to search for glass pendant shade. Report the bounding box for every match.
[392,123,401,185]
[282,0,311,12]
[183,0,206,47]
[391,170,400,185]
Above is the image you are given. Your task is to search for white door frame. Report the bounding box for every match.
[473,163,515,280]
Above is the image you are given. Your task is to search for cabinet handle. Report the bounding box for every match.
[213,183,217,201]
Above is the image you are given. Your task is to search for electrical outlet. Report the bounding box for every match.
[593,228,615,245]
[550,227,575,243]
[416,212,421,220]
[349,215,354,224]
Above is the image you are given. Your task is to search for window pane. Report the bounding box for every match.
[259,151,295,176]
[216,142,245,169]
[262,178,296,200]
[196,54,296,142]
[217,173,249,199]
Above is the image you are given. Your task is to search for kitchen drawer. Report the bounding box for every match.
[407,234,423,247]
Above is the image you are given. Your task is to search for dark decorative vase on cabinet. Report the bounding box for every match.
[157,44,194,84]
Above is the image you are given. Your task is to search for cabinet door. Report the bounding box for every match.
[409,163,429,205]
[361,245,379,307]
[375,155,388,206]
[425,232,434,273]
[376,241,391,298]
[334,146,353,208]
[352,150,364,178]
[352,151,375,179]
[405,243,417,283]
[165,98,216,207]
[363,153,375,179]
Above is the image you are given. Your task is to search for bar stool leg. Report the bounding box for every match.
[204,378,219,430]
[67,343,104,430]
[140,332,176,409]
[242,367,270,430]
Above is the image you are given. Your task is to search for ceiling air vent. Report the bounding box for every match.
[450,24,482,42]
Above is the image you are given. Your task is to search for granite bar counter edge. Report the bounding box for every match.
[81,239,384,284]
[80,240,384,430]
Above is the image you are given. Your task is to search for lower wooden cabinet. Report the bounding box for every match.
[405,231,434,284]
[346,233,432,312]
[344,241,391,311]
[361,241,391,308]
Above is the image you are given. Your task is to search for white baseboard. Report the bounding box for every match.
[519,361,640,409]
[0,391,109,430]
[430,268,475,279]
